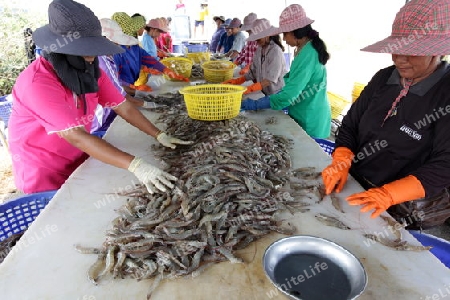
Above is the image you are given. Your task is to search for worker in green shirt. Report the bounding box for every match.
[241,4,331,138]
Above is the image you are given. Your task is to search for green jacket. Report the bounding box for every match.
[269,42,331,138]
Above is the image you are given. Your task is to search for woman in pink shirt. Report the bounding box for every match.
[9,0,192,194]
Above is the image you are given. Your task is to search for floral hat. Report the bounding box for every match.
[273,4,314,34]
[361,0,450,55]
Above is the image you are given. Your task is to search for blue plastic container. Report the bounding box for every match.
[173,44,183,54]
[0,190,57,241]
[186,44,208,53]
[314,138,335,156]
[0,95,13,126]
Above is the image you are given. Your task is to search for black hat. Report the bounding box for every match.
[33,0,124,56]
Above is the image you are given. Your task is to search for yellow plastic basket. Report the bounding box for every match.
[179,84,246,121]
[328,92,351,119]
[186,52,210,64]
[160,57,193,81]
[201,61,236,83]
[352,82,366,103]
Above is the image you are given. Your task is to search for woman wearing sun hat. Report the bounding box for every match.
[223,18,287,96]
[234,12,259,75]
[8,0,193,194]
[322,0,450,229]
[241,4,331,139]
[112,14,189,96]
[142,18,170,59]
[92,18,164,133]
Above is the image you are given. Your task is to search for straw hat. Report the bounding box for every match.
[240,13,258,31]
[247,19,279,42]
[274,4,314,34]
[33,0,123,56]
[100,18,138,46]
[361,0,450,55]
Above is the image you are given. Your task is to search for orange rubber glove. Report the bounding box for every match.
[321,147,354,195]
[222,76,246,85]
[130,84,152,92]
[346,175,425,218]
[244,82,263,95]
[142,66,162,75]
[239,64,251,75]
[163,68,190,82]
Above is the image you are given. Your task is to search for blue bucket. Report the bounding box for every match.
[173,44,183,54]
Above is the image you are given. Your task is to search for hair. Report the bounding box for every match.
[270,35,285,52]
[292,25,330,65]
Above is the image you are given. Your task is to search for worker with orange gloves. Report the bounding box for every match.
[222,18,286,96]
[234,13,258,75]
[322,0,450,230]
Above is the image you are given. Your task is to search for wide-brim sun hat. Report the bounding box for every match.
[225,18,242,29]
[100,18,138,46]
[361,0,450,55]
[33,0,124,56]
[147,18,169,33]
[247,18,280,42]
[221,18,232,28]
[213,16,225,23]
[273,4,314,34]
[112,12,142,37]
[240,12,258,31]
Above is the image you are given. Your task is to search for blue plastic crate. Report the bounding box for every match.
[0,190,57,241]
[186,44,208,53]
[314,138,335,156]
[409,230,450,268]
[0,95,13,126]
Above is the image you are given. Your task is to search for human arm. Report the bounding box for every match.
[269,43,318,110]
[59,127,176,193]
[346,175,425,218]
[241,96,271,111]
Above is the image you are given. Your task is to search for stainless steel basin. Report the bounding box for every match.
[263,235,367,300]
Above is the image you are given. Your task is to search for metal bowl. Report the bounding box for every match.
[263,235,367,300]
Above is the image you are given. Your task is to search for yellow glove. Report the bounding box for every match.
[163,68,190,82]
[222,76,246,85]
[128,157,177,194]
[156,132,194,149]
[134,69,149,86]
[244,82,262,95]
[346,175,425,218]
[321,147,354,194]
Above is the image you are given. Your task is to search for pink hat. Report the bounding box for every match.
[225,18,242,29]
[147,18,169,33]
[274,4,314,34]
[240,13,258,31]
[247,19,279,42]
[361,0,450,55]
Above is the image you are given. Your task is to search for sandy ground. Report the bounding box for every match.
[0,146,21,203]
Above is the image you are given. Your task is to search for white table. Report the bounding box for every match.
[0,80,449,300]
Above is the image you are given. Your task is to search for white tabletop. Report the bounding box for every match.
[0,79,449,300]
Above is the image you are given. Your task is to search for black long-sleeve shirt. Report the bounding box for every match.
[336,62,450,197]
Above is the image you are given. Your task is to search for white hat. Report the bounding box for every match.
[247,19,279,42]
[100,18,138,46]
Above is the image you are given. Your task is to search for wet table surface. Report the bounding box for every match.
[0,80,449,300]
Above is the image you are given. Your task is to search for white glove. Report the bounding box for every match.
[128,157,177,194]
[156,132,194,149]
[134,90,151,99]
[142,101,165,109]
